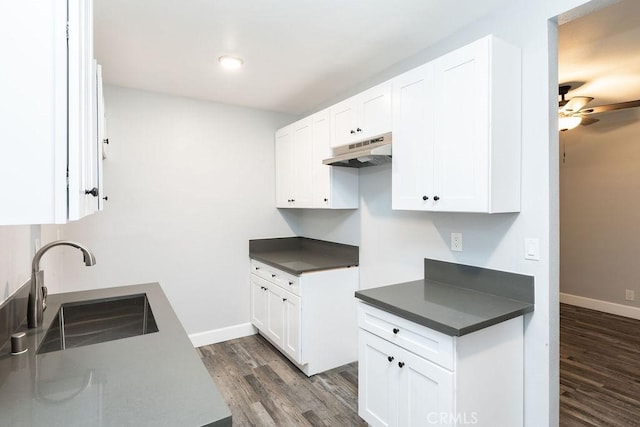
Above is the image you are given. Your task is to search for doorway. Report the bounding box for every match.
[557,0,640,424]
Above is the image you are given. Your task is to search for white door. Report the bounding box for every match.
[275,126,294,207]
[266,284,285,346]
[311,109,332,208]
[250,275,269,331]
[292,119,313,207]
[331,98,357,147]
[68,0,95,221]
[432,37,489,212]
[397,348,454,427]
[95,63,105,211]
[359,81,393,140]
[391,63,435,211]
[282,291,302,363]
[359,330,400,427]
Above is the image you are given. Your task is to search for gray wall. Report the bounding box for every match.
[0,225,38,305]
[560,111,640,309]
[50,85,297,335]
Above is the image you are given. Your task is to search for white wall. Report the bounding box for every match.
[0,225,38,305]
[52,85,297,337]
[560,112,640,311]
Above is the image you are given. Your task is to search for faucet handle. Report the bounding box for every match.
[42,286,48,312]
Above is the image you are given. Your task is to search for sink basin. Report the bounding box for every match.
[37,293,159,354]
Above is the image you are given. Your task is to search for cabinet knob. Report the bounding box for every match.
[84,187,99,197]
[271,274,276,278]
[398,361,405,368]
[433,196,440,201]
[291,199,295,202]
[356,128,362,132]
[324,198,328,202]
[103,138,109,144]
[255,267,260,270]
[422,195,428,201]
[350,130,356,134]
[102,196,108,201]
[387,356,394,362]
[282,298,287,302]
[288,281,293,285]
[393,328,399,334]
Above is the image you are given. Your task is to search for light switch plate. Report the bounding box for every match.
[524,238,540,261]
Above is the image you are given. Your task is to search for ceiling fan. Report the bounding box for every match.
[558,84,640,131]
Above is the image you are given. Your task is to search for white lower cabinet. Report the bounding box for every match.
[250,259,358,376]
[358,302,523,427]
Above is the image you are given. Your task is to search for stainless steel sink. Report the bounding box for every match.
[37,293,159,354]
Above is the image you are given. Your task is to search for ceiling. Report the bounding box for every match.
[559,0,640,126]
[95,0,512,115]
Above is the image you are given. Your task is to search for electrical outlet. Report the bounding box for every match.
[451,233,462,252]
[625,289,635,301]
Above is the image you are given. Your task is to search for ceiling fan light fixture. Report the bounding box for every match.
[559,115,582,131]
[561,96,594,113]
[218,55,244,70]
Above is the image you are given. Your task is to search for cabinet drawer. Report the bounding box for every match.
[357,302,454,371]
[250,259,301,296]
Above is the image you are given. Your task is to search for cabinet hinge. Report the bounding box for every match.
[66,22,69,40]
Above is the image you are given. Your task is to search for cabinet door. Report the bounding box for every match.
[311,110,332,208]
[391,64,435,211]
[432,37,489,212]
[275,126,294,207]
[291,119,313,207]
[359,81,392,140]
[250,275,268,331]
[331,98,357,147]
[0,1,67,224]
[397,348,454,427]
[359,330,400,427]
[266,284,285,346]
[282,291,302,363]
[96,63,105,211]
[68,0,96,221]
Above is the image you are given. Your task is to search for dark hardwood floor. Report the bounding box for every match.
[198,305,640,426]
[560,303,640,426]
[197,334,366,426]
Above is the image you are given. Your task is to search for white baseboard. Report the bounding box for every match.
[189,322,257,347]
[560,293,640,320]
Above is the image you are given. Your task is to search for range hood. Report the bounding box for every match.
[323,133,392,168]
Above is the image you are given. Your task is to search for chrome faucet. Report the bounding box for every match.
[27,240,96,329]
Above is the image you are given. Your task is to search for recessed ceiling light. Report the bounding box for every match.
[218,56,243,70]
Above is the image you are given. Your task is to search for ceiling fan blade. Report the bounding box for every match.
[580,117,599,126]
[582,100,640,115]
[561,96,593,113]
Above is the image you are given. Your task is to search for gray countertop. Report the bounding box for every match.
[249,237,359,275]
[355,259,535,337]
[0,283,231,427]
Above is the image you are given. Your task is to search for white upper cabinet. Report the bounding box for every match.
[391,62,436,211]
[311,109,359,209]
[277,110,358,209]
[331,81,392,148]
[275,118,313,208]
[392,35,521,213]
[0,0,103,224]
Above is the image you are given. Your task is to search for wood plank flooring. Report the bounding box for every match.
[197,333,366,426]
[198,305,640,426]
[560,303,640,426]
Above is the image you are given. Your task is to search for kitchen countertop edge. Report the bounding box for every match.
[355,280,534,337]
